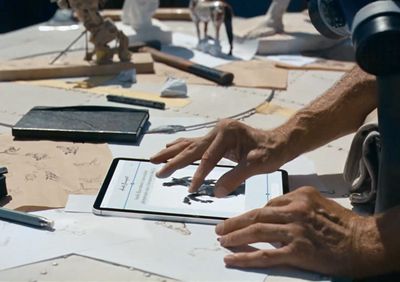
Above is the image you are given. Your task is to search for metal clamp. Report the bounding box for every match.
[0,167,8,199]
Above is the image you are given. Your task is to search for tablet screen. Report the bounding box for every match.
[96,159,287,220]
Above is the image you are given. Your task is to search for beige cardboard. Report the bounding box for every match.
[0,135,112,210]
[138,60,288,90]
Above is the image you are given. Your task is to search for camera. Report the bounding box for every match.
[308,0,400,75]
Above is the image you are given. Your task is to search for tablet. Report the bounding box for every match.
[93,158,288,224]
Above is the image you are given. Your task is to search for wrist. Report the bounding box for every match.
[261,125,295,167]
[349,216,387,278]
[272,113,311,163]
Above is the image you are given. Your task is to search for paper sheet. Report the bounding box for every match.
[0,135,112,209]
[0,209,269,281]
[167,33,259,68]
[19,80,190,108]
[109,117,211,160]
[65,195,96,213]
[0,210,151,271]
[266,55,318,67]
[0,254,174,282]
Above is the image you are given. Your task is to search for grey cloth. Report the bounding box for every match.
[343,123,381,205]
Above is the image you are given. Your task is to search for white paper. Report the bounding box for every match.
[65,195,96,213]
[265,55,318,67]
[282,155,316,176]
[79,221,269,282]
[0,210,151,271]
[165,33,259,68]
[0,209,269,281]
[108,117,211,160]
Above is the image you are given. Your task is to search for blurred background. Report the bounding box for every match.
[0,0,307,34]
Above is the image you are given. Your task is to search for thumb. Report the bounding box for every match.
[214,161,254,198]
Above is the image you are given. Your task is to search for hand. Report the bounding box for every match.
[215,187,378,278]
[150,119,290,197]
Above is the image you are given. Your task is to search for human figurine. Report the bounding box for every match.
[122,0,159,31]
[57,0,131,64]
[189,0,234,56]
[122,0,172,44]
[240,0,291,39]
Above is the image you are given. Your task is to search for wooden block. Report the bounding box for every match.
[0,52,154,81]
[100,9,122,21]
[153,8,192,21]
[101,8,192,22]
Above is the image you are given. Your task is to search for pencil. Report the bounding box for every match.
[107,95,166,110]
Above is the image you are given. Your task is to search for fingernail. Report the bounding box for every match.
[156,171,168,178]
[215,222,224,235]
[218,236,226,246]
[224,254,236,264]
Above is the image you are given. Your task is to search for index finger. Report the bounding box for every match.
[155,142,205,178]
[150,140,192,164]
[189,133,227,193]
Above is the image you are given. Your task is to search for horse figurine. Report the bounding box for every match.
[189,0,234,56]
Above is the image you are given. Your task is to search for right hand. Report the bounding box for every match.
[150,119,291,197]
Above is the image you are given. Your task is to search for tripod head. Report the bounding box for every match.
[307,0,400,213]
[308,0,400,75]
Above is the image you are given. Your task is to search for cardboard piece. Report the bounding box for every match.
[0,52,154,82]
[138,60,288,90]
[0,135,112,209]
[275,59,355,72]
[256,101,297,117]
[218,60,288,90]
[235,13,343,55]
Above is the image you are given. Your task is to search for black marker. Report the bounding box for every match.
[107,95,166,110]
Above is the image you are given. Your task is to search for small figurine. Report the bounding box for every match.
[122,0,172,44]
[57,0,131,64]
[240,0,291,39]
[189,0,234,56]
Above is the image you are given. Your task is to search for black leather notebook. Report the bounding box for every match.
[12,106,149,143]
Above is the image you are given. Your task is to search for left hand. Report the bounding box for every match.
[215,186,374,277]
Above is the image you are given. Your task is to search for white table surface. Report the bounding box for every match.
[0,18,355,282]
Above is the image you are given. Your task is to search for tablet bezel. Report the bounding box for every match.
[93,158,289,224]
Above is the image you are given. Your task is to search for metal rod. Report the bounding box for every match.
[375,74,400,213]
[49,30,87,65]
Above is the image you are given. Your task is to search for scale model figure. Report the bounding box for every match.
[189,0,234,56]
[57,0,131,64]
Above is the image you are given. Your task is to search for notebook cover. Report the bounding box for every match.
[12,106,149,143]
